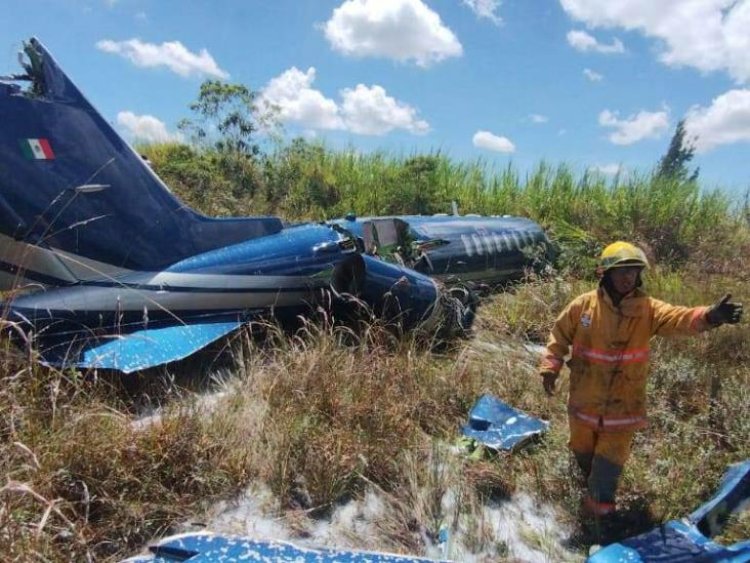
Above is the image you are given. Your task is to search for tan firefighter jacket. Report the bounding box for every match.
[540,287,711,431]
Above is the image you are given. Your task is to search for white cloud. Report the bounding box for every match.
[96,38,228,79]
[340,84,430,135]
[117,111,183,143]
[462,0,502,25]
[529,114,548,124]
[560,0,750,84]
[598,108,670,145]
[583,68,603,81]
[323,0,462,67]
[472,130,516,153]
[567,30,624,54]
[261,67,343,130]
[685,89,750,152]
[261,68,428,136]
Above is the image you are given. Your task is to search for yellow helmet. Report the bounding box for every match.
[599,241,649,271]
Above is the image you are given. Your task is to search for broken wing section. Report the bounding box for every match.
[122,531,450,562]
[587,459,750,562]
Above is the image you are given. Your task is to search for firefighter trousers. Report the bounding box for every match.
[568,416,635,508]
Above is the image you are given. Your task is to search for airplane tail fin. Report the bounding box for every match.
[0,38,282,288]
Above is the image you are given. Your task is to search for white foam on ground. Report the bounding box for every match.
[202,484,577,562]
[130,390,227,431]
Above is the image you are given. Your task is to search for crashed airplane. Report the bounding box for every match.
[0,38,551,373]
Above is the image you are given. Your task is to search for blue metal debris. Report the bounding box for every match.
[44,321,243,374]
[587,459,750,562]
[461,394,549,451]
[122,532,451,562]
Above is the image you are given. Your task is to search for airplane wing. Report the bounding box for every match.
[35,320,242,373]
[122,531,450,562]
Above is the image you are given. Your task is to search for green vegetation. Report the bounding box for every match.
[655,119,699,183]
[2,135,749,560]
[147,137,743,275]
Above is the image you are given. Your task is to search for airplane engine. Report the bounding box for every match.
[331,254,475,337]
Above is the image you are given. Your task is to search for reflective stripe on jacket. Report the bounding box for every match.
[540,287,710,430]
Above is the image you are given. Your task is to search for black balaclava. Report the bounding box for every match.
[600,268,643,306]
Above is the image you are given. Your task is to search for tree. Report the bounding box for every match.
[655,119,699,182]
[178,80,278,157]
[174,80,280,206]
[399,155,441,214]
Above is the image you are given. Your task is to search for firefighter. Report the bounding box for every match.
[539,241,743,516]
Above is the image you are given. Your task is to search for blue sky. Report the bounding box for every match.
[3,0,750,196]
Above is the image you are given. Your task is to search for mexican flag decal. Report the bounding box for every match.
[20,138,55,160]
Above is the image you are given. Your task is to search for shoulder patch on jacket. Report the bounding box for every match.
[580,312,592,328]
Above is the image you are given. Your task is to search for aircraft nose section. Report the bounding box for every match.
[331,254,476,337]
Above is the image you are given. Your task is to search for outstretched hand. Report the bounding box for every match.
[706,294,743,326]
